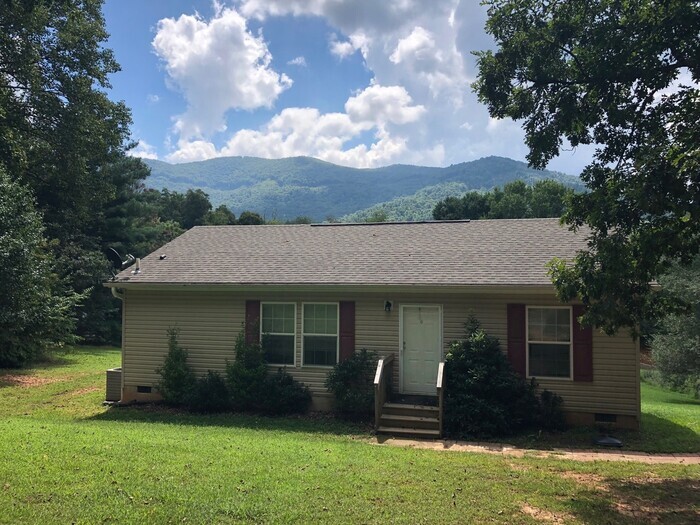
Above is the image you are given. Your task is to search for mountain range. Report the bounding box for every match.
[143,156,583,221]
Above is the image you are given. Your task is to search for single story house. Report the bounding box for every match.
[105,218,640,433]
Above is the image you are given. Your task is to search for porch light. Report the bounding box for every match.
[384,301,393,312]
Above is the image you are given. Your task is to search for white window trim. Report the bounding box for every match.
[525,305,574,381]
[260,302,297,367]
[301,302,340,368]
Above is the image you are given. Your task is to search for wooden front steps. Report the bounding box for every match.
[377,402,440,438]
[374,356,445,438]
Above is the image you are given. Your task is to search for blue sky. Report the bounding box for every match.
[103,0,593,174]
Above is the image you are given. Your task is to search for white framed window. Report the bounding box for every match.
[302,303,339,366]
[526,306,573,380]
[260,302,296,366]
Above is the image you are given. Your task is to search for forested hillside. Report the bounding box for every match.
[341,183,469,222]
[145,156,583,221]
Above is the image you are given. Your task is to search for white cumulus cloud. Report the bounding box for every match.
[287,56,307,67]
[329,36,356,59]
[127,140,159,160]
[390,27,440,67]
[167,140,219,163]
[345,84,425,125]
[152,1,594,173]
[329,32,370,59]
[152,6,291,140]
[167,84,432,168]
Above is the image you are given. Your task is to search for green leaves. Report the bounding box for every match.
[477,0,700,333]
[325,349,377,419]
[443,316,546,438]
[0,2,154,348]
[432,179,574,220]
[0,169,79,367]
[0,0,133,240]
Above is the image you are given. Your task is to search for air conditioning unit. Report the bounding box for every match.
[106,367,122,402]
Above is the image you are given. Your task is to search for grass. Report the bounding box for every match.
[0,348,698,524]
[500,381,700,454]
[635,381,700,451]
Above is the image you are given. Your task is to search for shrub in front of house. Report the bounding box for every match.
[259,368,312,415]
[157,328,197,406]
[325,348,378,419]
[158,328,311,415]
[225,331,268,411]
[443,316,564,438]
[189,370,231,413]
[536,388,567,432]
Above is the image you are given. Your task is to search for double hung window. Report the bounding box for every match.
[302,303,338,366]
[527,307,572,379]
[261,303,295,365]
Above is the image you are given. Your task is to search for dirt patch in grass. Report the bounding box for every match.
[520,503,572,523]
[508,462,532,472]
[67,386,101,396]
[559,470,699,524]
[0,374,60,388]
[559,471,609,491]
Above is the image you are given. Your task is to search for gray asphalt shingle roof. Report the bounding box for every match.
[111,218,588,287]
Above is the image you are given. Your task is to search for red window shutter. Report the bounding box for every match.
[245,300,260,345]
[339,301,355,362]
[572,305,593,382]
[507,304,527,376]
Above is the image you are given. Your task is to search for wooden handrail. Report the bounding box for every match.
[436,361,445,438]
[374,354,394,429]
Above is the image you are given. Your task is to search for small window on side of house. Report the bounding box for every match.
[302,303,338,366]
[527,306,572,379]
[261,303,296,365]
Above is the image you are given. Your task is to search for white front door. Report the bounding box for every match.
[400,305,442,395]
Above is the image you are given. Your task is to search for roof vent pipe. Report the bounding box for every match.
[132,258,141,275]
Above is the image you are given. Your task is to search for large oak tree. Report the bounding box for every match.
[0,168,79,367]
[0,0,151,347]
[0,0,136,240]
[475,0,700,334]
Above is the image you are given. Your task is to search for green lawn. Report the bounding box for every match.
[501,381,700,454]
[0,348,698,524]
[635,381,700,451]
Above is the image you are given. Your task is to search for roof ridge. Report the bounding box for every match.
[192,217,564,229]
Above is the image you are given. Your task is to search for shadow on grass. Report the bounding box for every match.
[87,403,371,437]
[474,413,700,454]
[660,398,700,407]
[0,347,119,389]
[569,477,700,525]
[0,358,76,389]
[631,413,700,452]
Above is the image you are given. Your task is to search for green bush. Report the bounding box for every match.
[260,368,312,415]
[157,328,196,406]
[325,349,378,419]
[189,370,231,413]
[537,389,567,432]
[651,312,700,398]
[443,316,548,438]
[156,328,312,415]
[642,368,700,399]
[225,332,268,411]
[650,256,700,398]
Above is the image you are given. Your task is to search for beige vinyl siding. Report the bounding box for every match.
[122,288,639,418]
[122,290,243,386]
